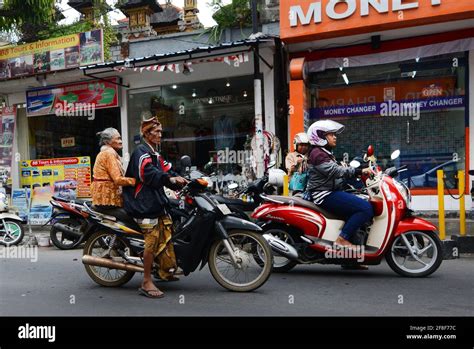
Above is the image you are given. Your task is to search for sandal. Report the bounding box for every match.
[138,287,164,298]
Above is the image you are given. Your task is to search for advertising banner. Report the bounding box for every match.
[0,106,16,191]
[0,29,103,80]
[20,156,92,198]
[26,77,119,117]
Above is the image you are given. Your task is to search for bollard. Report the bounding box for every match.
[437,170,445,240]
[283,175,289,196]
[458,170,466,236]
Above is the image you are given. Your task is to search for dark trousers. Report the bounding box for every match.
[319,191,374,241]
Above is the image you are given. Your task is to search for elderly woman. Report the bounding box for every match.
[91,128,135,208]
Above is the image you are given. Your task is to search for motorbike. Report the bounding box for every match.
[47,196,94,250]
[0,190,25,246]
[252,146,444,277]
[81,178,283,292]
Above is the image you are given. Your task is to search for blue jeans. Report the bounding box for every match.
[318,191,374,241]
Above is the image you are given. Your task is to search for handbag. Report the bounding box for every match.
[289,171,308,192]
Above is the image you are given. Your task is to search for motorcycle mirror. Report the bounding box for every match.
[180,155,192,168]
[469,170,474,176]
[390,149,401,160]
[367,145,374,157]
[228,183,238,190]
[350,160,361,168]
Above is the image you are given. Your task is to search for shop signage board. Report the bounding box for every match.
[11,189,30,222]
[0,106,16,189]
[20,156,92,198]
[29,186,53,225]
[26,77,119,117]
[281,0,474,43]
[310,95,465,119]
[0,29,103,80]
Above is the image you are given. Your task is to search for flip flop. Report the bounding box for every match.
[138,287,164,298]
[155,276,180,282]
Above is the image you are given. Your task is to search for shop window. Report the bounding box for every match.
[27,108,121,164]
[308,52,467,191]
[127,75,256,185]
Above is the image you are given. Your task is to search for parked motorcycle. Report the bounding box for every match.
[47,196,94,250]
[81,178,280,292]
[0,190,25,246]
[252,147,444,277]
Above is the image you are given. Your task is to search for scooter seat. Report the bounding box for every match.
[264,195,345,220]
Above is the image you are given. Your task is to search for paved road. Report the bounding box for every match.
[1,247,473,316]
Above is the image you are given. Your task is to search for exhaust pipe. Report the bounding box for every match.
[82,255,144,273]
[53,222,83,239]
[263,234,299,260]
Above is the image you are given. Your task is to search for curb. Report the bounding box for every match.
[451,235,474,254]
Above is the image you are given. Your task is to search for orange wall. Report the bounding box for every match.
[289,80,306,148]
[281,0,474,43]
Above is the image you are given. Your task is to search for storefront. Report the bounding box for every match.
[82,38,283,190]
[2,37,282,207]
[281,0,474,211]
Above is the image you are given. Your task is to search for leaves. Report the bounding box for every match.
[203,0,254,44]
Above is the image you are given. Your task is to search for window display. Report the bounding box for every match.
[308,52,467,190]
[127,75,257,191]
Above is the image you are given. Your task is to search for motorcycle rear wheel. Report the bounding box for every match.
[83,231,136,287]
[208,230,273,292]
[50,218,83,250]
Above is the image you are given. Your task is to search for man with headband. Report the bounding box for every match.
[123,116,187,298]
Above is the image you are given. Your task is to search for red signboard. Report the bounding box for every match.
[26,77,120,117]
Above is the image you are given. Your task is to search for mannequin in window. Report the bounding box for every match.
[213,114,235,151]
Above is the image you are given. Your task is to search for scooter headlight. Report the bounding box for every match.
[394,179,411,208]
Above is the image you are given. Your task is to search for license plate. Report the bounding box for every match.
[217,204,232,215]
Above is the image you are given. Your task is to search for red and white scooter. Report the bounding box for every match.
[253,146,444,277]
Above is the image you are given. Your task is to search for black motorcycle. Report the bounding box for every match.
[81,178,275,292]
[47,196,94,250]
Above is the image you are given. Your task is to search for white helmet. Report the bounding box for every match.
[307,120,345,146]
[293,132,310,150]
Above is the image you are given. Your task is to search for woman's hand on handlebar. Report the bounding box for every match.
[362,168,375,178]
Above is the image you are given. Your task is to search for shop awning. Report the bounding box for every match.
[79,36,274,73]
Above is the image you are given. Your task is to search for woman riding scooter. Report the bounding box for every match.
[306,120,374,249]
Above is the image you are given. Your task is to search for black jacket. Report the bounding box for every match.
[123,143,178,218]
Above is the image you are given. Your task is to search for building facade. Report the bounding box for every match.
[281,0,474,211]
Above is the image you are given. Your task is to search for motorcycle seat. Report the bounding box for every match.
[264,195,345,220]
[52,196,91,206]
[92,206,142,233]
[211,195,256,210]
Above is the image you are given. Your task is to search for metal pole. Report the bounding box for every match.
[251,0,264,178]
[458,170,466,236]
[437,170,446,240]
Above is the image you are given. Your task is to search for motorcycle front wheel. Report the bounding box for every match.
[0,219,24,246]
[208,230,273,292]
[386,230,443,277]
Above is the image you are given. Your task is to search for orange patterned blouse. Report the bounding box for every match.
[91,146,135,207]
